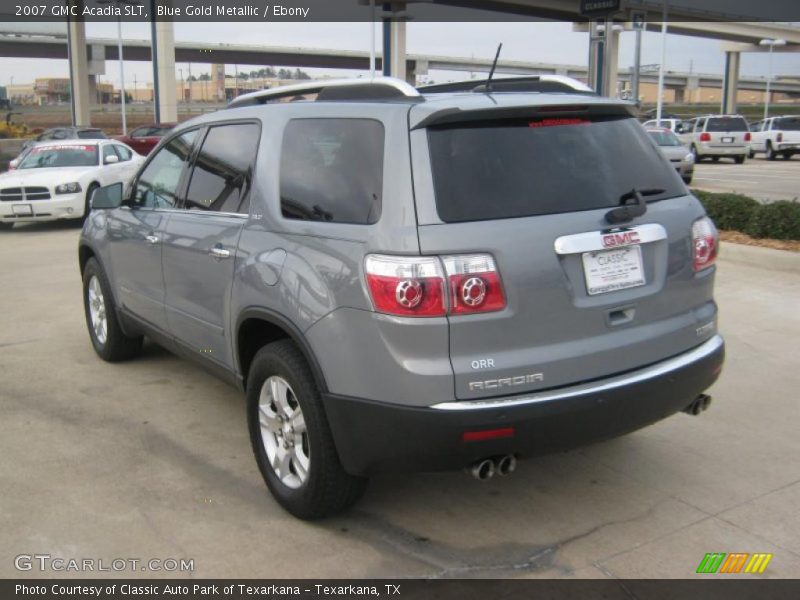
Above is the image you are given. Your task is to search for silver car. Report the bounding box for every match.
[647,127,695,184]
[78,76,724,519]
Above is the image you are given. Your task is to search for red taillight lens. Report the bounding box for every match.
[744,132,752,142]
[443,254,506,315]
[692,217,718,272]
[462,427,515,442]
[777,132,783,143]
[365,255,446,317]
[699,132,711,142]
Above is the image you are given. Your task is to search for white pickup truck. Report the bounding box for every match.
[749,116,800,160]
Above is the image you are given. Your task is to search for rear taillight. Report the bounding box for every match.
[777,132,783,143]
[364,253,506,317]
[443,254,506,315]
[692,217,718,272]
[365,255,446,317]
[699,132,711,142]
[744,132,752,142]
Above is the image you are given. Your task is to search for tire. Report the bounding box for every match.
[691,145,701,162]
[711,156,720,163]
[247,339,366,519]
[766,142,777,161]
[734,155,745,165]
[82,257,143,362]
[0,222,13,231]
[782,153,791,160]
[83,183,99,222]
[748,149,755,159]
[683,174,693,185]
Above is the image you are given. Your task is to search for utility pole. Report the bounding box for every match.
[656,0,668,125]
[117,18,127,135]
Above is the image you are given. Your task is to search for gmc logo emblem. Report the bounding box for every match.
[602,231,641,248]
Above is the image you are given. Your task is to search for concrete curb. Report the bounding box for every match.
[719,241,800,274]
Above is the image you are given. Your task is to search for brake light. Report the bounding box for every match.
[744,132,752,142]
[443,254,506,314]
[692,217,718,272]
[699,132,711,142]
[777,132,783,143]
[365,255,446,317]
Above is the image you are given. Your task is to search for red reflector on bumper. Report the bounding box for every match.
[462,427,515,442]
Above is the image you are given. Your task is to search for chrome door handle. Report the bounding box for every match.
[145,234,159,245]
[209,247,231,259]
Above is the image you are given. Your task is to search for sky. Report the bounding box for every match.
[1,21,798,87]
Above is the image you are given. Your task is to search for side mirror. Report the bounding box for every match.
[91,182,124,209]
[104,154,120,165]
[8,158,19,169]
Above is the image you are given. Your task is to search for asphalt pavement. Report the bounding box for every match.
[692,155,799,201]
[1,224,799,579]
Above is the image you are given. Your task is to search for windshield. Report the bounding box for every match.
[706,117,749,133]
[648,130,683,147]
[18,145,99,169]
[428,116,684,223]
[775,117,800,131]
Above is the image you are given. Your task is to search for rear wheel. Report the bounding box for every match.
[734,155,745,164]
[0,222,13,231]
[682,174,693,185]
[247,339,366,519]
[782,153,791,160]
[691,145,701,162]
[766,142,777,161]
[82,257,143,361]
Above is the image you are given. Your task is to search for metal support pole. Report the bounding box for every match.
[150,0,160,123]
[632,27,642,104]
[656,1,668,125]
[382,18,391,76]
[369,0,376,78]
[117,18,127,135]
[764,44,773,120]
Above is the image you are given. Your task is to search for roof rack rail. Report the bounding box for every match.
[418,75,596,95]
[227,76,422,108]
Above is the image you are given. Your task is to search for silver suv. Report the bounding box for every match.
[79,76,725,519]
[678,114,751,163]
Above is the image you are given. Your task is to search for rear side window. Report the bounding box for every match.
[78,129,107,139]
[280,119,384,224]
[427,116,684,223]
[113,145,132,161]
[184,123,261,214]
[775,117,800,131]
[706,117,748,132]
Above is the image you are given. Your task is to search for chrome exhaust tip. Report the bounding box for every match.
[496,454,517,476]
[470,459,495,481]
[683,394,712,416]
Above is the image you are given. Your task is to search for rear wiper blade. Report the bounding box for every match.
[605,188,664,225]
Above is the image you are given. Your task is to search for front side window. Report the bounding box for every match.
[19,144,98,169]
[648,129,682,147]
[183,123,260,214]
[280,119,384,224]
[102,145,117,163]
[113,145,132,161]
[428,116,685,223]
[132,130,197,208]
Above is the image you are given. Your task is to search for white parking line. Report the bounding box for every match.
[694,177,760,184]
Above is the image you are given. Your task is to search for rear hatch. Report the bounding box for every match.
[705,116,749,149]
[410,100,717,400]
[775,117,800,145]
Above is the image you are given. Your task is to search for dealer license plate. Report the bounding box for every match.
[12,204,32,216]
[582,245,645,296]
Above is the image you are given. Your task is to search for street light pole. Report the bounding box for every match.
[656,0,668,125]
[759,38,786,120]
[117,18,127,135]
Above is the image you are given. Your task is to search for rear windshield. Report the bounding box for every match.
[77,129,107,139]
[775,117,800,131]
[428,116,684,223]
[706,117,749,132]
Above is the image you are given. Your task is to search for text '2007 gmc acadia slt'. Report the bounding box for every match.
[79,76,725,519]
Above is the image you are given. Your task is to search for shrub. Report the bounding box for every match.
[692,190,760,232]
[745,200,800,241]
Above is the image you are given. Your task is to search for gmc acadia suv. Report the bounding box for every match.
[79,76,725,519]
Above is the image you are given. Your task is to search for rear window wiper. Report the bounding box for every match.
[605,188,664,225]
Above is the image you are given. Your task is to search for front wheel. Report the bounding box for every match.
[247,340,366,519]
[734,155,745,164]
[82,257,143,361]
[691,145,701,162]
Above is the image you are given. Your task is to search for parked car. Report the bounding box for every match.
[678,115,750,163]
[114,123,176,155]
[21,126,107,153]
[748,116,800,160]
[646,127,695,184]
[0,139,142,229]
[642,118,691,134]
[79,76,724,519]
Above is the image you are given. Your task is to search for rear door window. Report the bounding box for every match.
[427,116,684,223]
[280,119,384,224]
[706,117,749,132]
[183,122,260,214]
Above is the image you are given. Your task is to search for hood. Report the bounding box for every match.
[0,167,97,189]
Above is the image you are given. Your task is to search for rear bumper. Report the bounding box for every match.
[323,335,724,476]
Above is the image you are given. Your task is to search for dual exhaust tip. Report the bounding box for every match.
[469,454,517,481]
[683,394,713,416]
